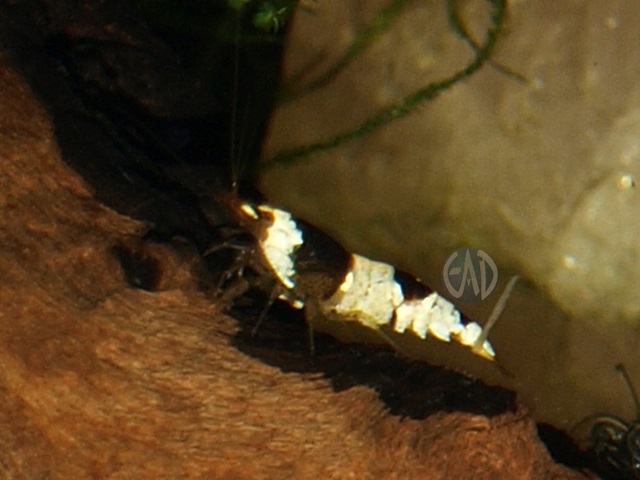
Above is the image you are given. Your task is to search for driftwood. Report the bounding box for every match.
[0,51,599,478]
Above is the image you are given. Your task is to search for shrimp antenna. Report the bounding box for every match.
[472,274,519,356]
[229,8,242,192]
[615,363,640,418]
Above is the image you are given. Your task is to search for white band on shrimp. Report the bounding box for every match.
[255,204,304,289]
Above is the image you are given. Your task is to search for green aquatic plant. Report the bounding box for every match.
[227,0,298,34]
[445,0,524,81]
[261,0,508,171]
[278,0,413,103]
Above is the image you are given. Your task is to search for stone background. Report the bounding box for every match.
[262,0,640,430]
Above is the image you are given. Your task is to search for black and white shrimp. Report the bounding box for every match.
[212,191,517,362]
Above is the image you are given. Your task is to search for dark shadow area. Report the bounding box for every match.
[230,295,516,419]
[537,423,604,479]
[0,0,279,251]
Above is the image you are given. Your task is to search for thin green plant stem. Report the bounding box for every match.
[261,0,507,171]
[279,0,413,103]
[446,0,525,82]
